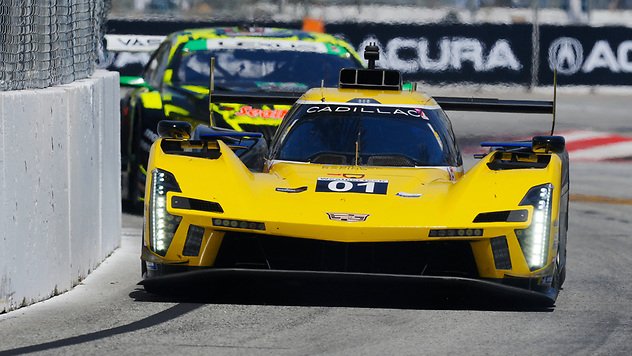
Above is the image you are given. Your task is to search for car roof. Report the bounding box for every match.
[164,27,362,65]
[169,27,349,45]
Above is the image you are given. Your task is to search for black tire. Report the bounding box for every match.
[558,264,566,287]
[141,259,148,278]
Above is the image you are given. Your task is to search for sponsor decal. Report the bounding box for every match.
[206,38,329,53]
[542,275,553,286]
[275,186,308,193]
[548,37,632,75]
[316,177,388,194]
[305,105,426,118]
[104,34,165,52]
[396,192,422,198]
[327,212,370,222]
[237,105,287,119]
[548,37,584,75]
[357,36,522,73]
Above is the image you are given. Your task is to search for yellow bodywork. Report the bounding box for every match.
[142,86,565,286]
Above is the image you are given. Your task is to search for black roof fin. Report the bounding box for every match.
[364,43,380,69]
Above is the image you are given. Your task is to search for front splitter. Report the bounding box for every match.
[139,268,557,307]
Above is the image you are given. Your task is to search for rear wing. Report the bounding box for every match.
[208,91,554,114]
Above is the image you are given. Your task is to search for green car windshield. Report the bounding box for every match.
[273,104,461,167]
[173,49,360,91]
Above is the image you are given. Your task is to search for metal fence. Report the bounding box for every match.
[0,0,108,91]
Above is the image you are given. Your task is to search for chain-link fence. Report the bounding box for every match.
[0,0,108,91]
[109,0,632,20]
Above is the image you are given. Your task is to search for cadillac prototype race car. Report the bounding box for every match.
[120,27,363,205]
[140,46,569,305]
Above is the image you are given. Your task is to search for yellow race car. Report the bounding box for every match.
[140,46,569,305]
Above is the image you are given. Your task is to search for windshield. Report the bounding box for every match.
[273,104,461,167]
[172,49,360,91]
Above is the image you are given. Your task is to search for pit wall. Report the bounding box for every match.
[0,70,121,313]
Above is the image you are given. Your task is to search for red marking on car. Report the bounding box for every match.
[237,106,287,119]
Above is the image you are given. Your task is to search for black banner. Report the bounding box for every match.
[328,23,532,85]
[104,19,632,86]
[538,25,632,86]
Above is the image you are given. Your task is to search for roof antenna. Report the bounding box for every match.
[550,68,557,136]
[320,79,325,102]
[208,57,215,126]
[364,43,379,69]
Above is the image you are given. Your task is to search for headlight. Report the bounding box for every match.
[516,184,553,271]
[149,168,182,256]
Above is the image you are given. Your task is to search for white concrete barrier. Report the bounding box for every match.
[0,70,121,313]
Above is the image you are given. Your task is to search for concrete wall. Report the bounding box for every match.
[0,70,121,313]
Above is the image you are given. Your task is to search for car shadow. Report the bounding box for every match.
[129,274,554,312]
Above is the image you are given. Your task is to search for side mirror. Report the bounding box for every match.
[157,120,192,140]
[532,136,565,153]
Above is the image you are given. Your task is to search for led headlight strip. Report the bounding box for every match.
[516,183,553,271]
[149,169,182,256]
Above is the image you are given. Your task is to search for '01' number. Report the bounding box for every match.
[316,178,388,195]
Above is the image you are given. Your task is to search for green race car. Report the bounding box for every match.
[120,27,363,206]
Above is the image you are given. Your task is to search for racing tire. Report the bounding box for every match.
[141,260,168,294]
[558,265,566,287]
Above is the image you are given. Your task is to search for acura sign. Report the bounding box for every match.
[548,37,584,75]
[357,37,522,73]
[540,25,632,85]
[328,23,532,85]
[549,36,632,75]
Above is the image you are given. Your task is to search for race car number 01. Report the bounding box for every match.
[316,178,388,194]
